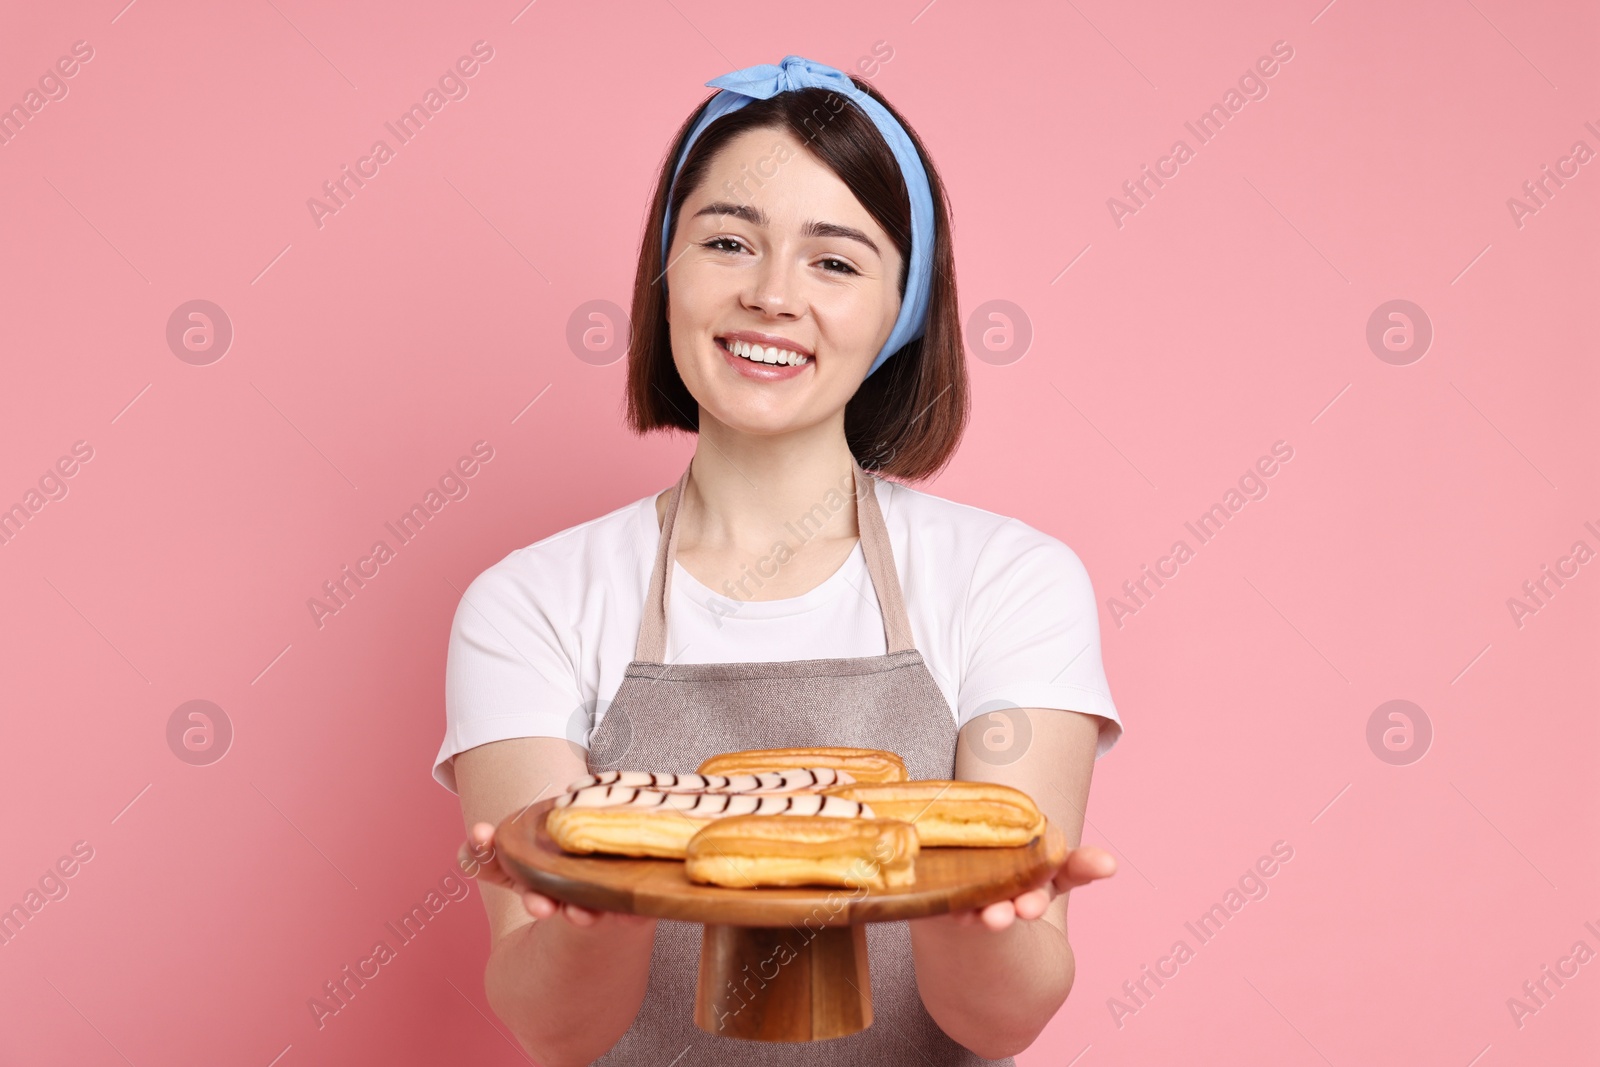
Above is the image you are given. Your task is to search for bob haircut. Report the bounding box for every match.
[624,77,967,482]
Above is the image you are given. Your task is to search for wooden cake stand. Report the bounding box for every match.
[494,796,1069,1043]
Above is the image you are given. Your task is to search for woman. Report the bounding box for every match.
[436,56,1123,1066]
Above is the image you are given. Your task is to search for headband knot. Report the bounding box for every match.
[660,55,935,378]
[706,55,848,98]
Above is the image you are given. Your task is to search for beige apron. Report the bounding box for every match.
[586,460,1016,1066]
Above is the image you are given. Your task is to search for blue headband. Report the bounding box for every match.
[659,55,935,378]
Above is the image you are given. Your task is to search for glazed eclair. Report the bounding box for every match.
[546,785,878,859]
[820,780,1046,847]
[686,815,919,890]
[697,746,908,785]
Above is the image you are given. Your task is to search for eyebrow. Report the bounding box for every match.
[691,201,882,257]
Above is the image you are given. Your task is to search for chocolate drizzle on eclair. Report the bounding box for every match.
[553,785,873,820]
[562,767,854,796]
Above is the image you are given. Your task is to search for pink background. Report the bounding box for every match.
[1,1,1595,1064]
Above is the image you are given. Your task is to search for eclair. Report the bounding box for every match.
[820,780,1046,847]
[546,785,878,859]
[562,767,856,795]
[697,746,908,784]
[686,815,919,890]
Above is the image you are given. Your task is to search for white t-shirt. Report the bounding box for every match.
[433,475,1122,793]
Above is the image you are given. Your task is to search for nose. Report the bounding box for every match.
[742,249,802,320]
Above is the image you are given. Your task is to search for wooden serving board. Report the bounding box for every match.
[494,795,1069,925]
[494,794,1072,1042]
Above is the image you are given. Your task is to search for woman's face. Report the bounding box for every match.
[664,127,904,439]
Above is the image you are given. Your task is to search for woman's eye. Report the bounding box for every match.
[699,239,856,275]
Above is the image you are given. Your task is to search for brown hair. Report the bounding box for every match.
[624,78,967,482]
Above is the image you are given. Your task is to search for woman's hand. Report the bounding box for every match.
[932,845,1117,931]
[457,821,653,929]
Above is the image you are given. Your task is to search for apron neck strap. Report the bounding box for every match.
[634,459,916,662]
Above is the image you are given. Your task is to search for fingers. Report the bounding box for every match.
[968,886,1055,930]
[922,905,1003,930]
[933,885,1054,932]
[456,843,489,882]
[561,903,652,928]
[460,823,495,866]
[466,822,644,928]
[522,891,557,919]
[458,823,501,879]
[1011,887,1053,921]
[519,890,649,929]
[1053,846,1117,893]
[939,850,1117,931]
[979,899,1017,931]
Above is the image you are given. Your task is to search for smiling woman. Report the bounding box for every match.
[438,55,1123,1067]
[629,75,966,479]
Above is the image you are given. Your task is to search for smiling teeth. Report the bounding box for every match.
[727,338,810,367]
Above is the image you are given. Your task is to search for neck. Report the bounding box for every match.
[680,411,862,550]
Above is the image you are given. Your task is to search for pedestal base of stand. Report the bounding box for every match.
[695,922,872,1042]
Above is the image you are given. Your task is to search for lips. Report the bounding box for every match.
[715,336,812,381]
[717,336,813,367]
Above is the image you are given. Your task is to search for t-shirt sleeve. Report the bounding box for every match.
[433,561,584,794]
[958,520,1123,759]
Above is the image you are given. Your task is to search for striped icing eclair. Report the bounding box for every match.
[561,767,856,795]
[820,780,1046,847]
[686,815,919,891]
[546,785,878,859]
[696,746,908,785]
